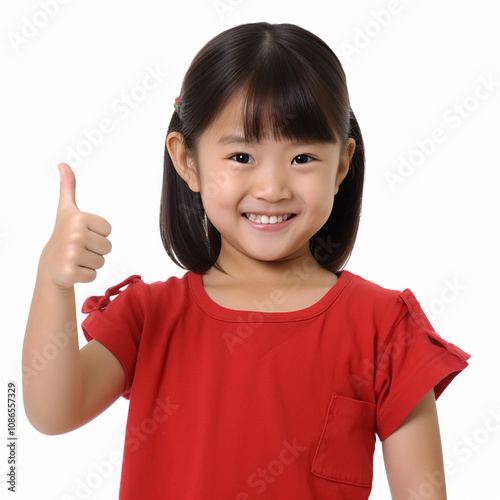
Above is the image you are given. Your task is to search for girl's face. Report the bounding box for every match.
[173,95,354,268]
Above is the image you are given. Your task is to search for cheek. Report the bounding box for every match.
[301,175,336,215]
[199,165,246,209]
[198,171,233,209]
[199,179,240,227]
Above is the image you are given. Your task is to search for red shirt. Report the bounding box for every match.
[81,270,470,499]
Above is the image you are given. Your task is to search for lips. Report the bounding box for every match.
[243,213,296,225]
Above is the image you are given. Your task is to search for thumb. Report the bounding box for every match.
[57,162,78,211]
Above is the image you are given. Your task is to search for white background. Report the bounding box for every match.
[1,0,499,498]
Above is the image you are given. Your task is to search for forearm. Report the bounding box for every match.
[22,163,116,434]
[22,262,84,435]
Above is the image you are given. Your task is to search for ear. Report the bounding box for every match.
[166,131,200,192]
[334,138,356,195]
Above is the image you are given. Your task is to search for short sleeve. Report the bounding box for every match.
[81,275,145,399]
[374,288,470,441]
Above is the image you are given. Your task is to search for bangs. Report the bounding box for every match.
[240,45,340,144]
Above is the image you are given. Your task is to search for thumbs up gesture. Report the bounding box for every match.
[39,163,112,290]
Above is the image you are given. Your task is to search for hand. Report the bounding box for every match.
[39,163,112,290]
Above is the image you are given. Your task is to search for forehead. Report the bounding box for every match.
[203,93,252,140]
[199,92,298,147]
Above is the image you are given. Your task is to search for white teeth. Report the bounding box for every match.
[245,213,293,224]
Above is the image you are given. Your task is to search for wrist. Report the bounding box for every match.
[36,260,75,293]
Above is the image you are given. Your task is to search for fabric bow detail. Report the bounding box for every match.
[81,275,142,314]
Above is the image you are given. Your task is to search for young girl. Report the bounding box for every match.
[23,22,470,499]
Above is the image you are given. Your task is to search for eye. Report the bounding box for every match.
[292,154,314,165]
[229,153,255,164]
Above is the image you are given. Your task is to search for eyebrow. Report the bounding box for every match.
[217,134,251,145]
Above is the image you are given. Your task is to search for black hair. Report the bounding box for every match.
[160,22,365,274]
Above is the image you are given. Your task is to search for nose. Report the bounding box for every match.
[250,163,292,202]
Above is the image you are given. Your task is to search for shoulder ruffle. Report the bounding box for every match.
[81,275,142,314]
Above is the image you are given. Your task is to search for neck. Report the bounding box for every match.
[206,247,330,291]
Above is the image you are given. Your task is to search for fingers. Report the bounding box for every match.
[41,163,113,289]
[63,213,112,267]
[84,228,112,257]
[54,224,111,287]
[77,249,106,273]
[66,266,98,285]
[86,213,112,238]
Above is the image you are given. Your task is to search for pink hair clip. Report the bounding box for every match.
[173,96,180,115]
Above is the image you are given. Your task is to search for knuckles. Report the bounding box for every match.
[46,208,111,287]
[67,229,86,246]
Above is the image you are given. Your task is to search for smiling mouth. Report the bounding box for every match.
[243,213,296,225]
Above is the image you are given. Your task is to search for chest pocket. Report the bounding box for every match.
[311,393,376,488]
